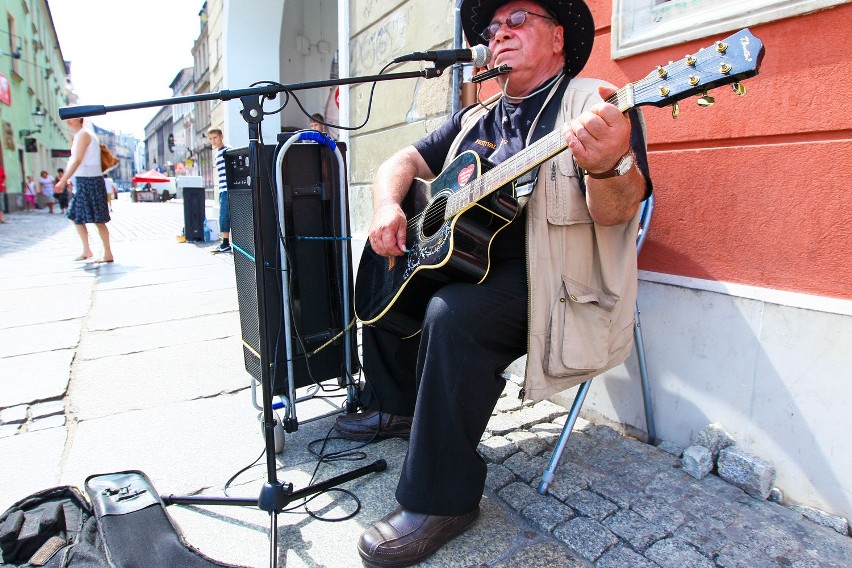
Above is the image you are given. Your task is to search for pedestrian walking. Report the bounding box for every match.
[103,175,116,212]
[24,176,37,211]
[55,117,113,264]
[38,171,56,214]
[53,168,73,214]
[54,169,70,214]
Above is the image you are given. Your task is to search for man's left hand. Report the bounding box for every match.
[563,86,631,174]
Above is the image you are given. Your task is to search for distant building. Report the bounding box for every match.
[91,125,140,188]
[143,106,175,176]
[0,0,72,212]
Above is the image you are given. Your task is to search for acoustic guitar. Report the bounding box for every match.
[355,28,765,337]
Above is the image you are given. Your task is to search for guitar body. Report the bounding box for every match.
[355,151,520,337]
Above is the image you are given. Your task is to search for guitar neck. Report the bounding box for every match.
[443,84,637,220]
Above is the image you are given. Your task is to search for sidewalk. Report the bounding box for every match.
[1,200,850,567]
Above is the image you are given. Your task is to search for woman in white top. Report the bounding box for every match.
[55,117,113,263]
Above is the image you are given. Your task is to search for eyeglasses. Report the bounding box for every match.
[480,10,557,41]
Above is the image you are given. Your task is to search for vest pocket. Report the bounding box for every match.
[544,277,618,376]
[545,154,592,226]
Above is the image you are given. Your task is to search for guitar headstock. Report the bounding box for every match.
[624,28,765,114]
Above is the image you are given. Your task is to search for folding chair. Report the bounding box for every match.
[537,194,657,495]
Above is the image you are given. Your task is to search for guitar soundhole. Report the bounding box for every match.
[420,195,448,239]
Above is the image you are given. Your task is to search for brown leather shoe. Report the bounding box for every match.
[333,410,412,441]
[358,505,479,567]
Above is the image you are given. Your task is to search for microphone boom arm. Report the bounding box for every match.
[59,69,444,120]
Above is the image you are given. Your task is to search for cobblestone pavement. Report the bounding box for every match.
[1,199,851,567]
[480,388,852,567]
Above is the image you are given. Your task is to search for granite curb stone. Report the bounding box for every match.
[717,446,776,500]
[682,444,713,479]
[692,422,735,460]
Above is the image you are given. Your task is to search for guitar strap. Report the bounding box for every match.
[514,74,573,198]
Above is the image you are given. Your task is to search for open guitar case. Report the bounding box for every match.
[0,471,247,568]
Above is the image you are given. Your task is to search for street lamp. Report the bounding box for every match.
[19,106,47,138]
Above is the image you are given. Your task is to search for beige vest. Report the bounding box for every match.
[446,77,646,401]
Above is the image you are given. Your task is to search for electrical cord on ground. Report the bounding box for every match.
[222,446,266,497]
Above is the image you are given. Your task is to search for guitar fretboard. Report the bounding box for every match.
[443,84,636,220]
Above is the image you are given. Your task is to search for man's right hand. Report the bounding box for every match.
[369,203,408,257]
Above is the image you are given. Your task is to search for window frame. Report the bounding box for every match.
[612,0,850,59]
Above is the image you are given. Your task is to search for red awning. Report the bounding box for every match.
[132,170,170,184]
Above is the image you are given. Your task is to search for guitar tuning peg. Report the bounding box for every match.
[671,102,680,119]
[732,82,747,96]
[697,92,715,107]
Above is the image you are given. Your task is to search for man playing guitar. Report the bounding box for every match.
[338,1,652,564]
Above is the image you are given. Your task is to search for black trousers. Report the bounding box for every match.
[360,258,528,515]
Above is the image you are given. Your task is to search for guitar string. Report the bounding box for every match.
[404,129,561,234]
[409,127,565,234]
[407,48,737,237]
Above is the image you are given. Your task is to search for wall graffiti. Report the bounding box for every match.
[350,11,409,76]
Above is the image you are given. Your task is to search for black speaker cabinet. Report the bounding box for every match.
[182,186,205,241]
[226,137,358,395]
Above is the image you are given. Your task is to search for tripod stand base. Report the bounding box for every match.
[163,459,386,567]
[162,459,387,508]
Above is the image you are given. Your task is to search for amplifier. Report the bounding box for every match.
[226,138,358,394]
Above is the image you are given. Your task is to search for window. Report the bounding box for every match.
[7,14,21,76]
[613,0,850,59]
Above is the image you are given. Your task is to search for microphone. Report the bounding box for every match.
[393,44,492,67]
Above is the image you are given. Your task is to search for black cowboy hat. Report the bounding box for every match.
[460,0,595,78]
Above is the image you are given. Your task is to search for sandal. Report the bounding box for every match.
[93,258,114,264]
[74,255,93,261]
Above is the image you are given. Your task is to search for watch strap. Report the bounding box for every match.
[586,150,635,180]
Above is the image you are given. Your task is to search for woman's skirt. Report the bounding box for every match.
[67,176,110,224]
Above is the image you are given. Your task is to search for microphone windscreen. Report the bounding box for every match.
[471,45,492,67]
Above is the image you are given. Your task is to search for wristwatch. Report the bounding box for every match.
[586,150,636,179]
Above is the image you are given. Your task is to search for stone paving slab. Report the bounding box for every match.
[87,284,238,331]
[0,427,68,506]
[61,393,267,498]
[0,318,82,358]
[70,336,249,421]
[76,311,241,360]
[0,349,73,407]
[0,282,92,329]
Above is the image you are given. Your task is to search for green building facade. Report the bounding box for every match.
[1,0,70,212]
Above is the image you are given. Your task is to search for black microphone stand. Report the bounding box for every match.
[60,62,451,568]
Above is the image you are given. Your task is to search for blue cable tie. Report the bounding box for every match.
[299,130,336,152]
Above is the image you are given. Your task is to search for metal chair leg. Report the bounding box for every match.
[634,302,657,445]
[537,380,591,495]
